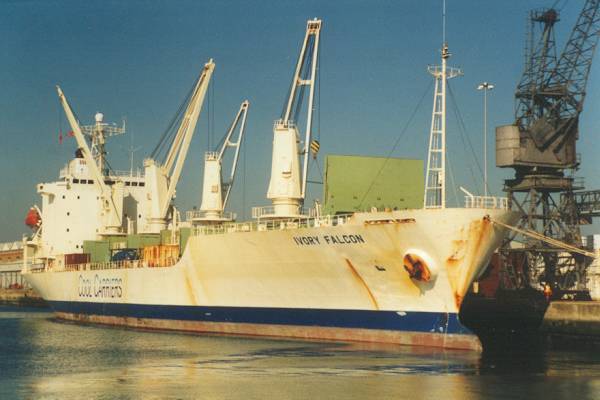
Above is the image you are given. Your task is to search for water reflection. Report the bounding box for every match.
[1,307,600,400]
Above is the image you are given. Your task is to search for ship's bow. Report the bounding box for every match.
[445,208,520,308]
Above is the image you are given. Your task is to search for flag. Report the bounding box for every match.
[310,139,320,159]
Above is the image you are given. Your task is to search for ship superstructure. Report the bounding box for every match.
[23,18,519,351]
[26,60,216,264]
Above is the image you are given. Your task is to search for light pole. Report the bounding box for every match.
[477,82,494,197]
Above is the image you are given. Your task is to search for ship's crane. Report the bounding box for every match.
[190,100,249,224]
[142,59,215,233]
[497,1,600,291]
[255,18,321,219]
[57,86,124,235]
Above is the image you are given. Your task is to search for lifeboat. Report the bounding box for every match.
[25,207,41,229]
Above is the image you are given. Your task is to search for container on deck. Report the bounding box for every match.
[111,248,140,262]
[127,234,161,249]
[160,228,191,255]
[83,240,110,263]
[142,244,179,267]
[64,253,90,266]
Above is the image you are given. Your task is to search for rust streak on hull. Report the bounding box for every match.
[344,259,380,310]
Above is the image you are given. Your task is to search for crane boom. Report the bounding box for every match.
[220,100,249,209]
[160,59,215,217]
[263,19,321,219]
[546,0,600,128]
[195,100,249,223]
[56,86,122,233]
[281,19,321,198]
[143,59,215,233]
[514,1,600,152]
[57,86,110,196]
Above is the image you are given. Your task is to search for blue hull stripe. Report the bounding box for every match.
[48,301,472,335]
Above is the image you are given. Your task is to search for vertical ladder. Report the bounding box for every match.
[424,44,462,209]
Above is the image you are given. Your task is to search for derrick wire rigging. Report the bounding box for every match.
[293,39,316,124]
[551,0,569,12]
[446,155,460,206]
[357,79,434,208]
[447,82,490,195]
[242,125,247,220]
[150,74,200,162]
[213,112,238,152]
[312,62,324,186]
[209,75,215,150]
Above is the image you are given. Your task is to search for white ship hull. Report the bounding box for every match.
[24,208,518,350]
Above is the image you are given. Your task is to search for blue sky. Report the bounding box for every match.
[1,0,599,241]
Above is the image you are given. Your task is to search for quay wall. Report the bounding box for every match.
[0,288,46,307]
[542,301,600,336]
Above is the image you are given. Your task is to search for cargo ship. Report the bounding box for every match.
[22,19,519,350]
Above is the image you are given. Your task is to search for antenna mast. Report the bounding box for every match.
[424,1,462,209]
[80,113,126,175]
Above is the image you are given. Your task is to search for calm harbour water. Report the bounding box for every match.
[1,306,600,399]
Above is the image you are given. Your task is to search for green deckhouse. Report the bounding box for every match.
[322,155,424,215]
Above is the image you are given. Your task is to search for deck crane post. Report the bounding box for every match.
[191,100,250,224]
[56,86,124,235]
[143,59,215,233]
[258,18,321,220]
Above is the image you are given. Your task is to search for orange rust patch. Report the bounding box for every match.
[445,216,495,306]
[184,272,198,305]
[471,218,492,260]
[344,259,379,310]
[364,218,415,226]
[403,253,432,282]
[455,293,463,309]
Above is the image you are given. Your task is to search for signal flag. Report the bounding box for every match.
[310,139,320,159]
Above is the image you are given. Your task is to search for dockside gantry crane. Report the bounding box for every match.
[496,0,600,291]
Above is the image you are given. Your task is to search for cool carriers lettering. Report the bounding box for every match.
[78,274,123,299]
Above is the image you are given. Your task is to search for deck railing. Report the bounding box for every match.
[463,195,508,210]
[186,210,236,221]
[193,214,351,236]
[30,258,177,274]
